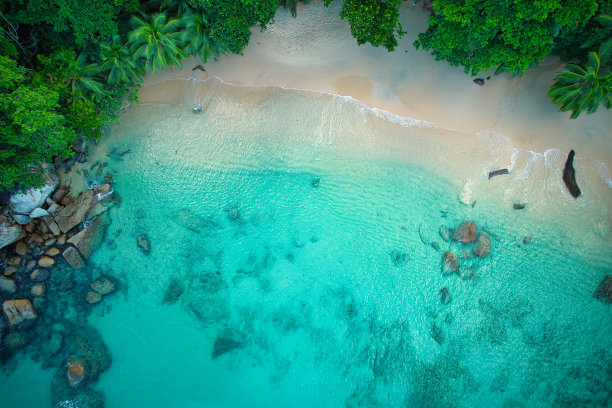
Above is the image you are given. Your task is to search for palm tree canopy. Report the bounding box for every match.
[128,13,185,73]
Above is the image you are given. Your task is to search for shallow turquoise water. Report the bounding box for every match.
[2,78,611,407]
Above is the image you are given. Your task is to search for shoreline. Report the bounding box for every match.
[139,1,612,171]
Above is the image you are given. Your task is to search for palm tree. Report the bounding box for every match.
[128,13,185,73]
[181,11,229,62]
[548,52,611,119]
[99,35,145,86]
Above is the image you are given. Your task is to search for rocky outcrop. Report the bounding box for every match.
[442,251,458,274]
[38,256,55,268]
[212,328,247,359]
[440,287,451,304]
[173,208,217,232]
[3,299,37,325]
[452,221,477,244]
[63,246,85,269]
[54,184,115,233]
[472,233,491,258]
[0,216,23,250]
[9,166,59,214]
[562,150,581,198]
[67,215,110,259]
[0,276,17,293]
[85,292,102,304]
[595,275,612,303]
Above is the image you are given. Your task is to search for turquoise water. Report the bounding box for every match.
[2,78,611,407]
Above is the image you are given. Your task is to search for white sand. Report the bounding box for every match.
[140,0,612,170]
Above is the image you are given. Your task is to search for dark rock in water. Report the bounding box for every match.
[513,203,526,210]
[488,168,509,179]
[311,178,320,188]
[440,287,451,305]
[63,324,112,381]
[439,225,451,242]
[227,205,240,221]
[389,250,409,267]
[212,328,247,359]
[173,208,217,232]
[67,359,86,387]
[431,323,445,345]
[193,104,203,113]
[3,331,31,350]
[196,271,226,294]
[452,221,477,244]
[594,275,612,303]
[431,241,440,251]
[472,233,491,258]
[473,78,485,86]
[162,277,184,304]
[523,235,531,244]
[91,277,117,295]
[562,150,581,198]
[51,370,105,408]
[136,234,151,255]
[442,251,458,274]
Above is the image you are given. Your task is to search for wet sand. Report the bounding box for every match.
[139,1,612,170]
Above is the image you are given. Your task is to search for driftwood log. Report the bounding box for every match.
[562,150,581,198]
[488,168,509,179]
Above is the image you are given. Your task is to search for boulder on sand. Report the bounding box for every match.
[452,221,477,244]
[9,166,59,214]
[136,234,151,255]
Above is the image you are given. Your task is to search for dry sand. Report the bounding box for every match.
[140,1,612,170]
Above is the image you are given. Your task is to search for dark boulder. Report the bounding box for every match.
[136,234,151,255]
[472,233,491,258]
[442,251,458,274]
[595,275,612,303]
[562,150,581,198]
[452,221,477,244]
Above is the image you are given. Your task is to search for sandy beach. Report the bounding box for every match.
[139,1,612,170]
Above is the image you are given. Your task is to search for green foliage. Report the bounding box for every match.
[99,35,145,85]
[548,52,612,118]
[186,0,276,55]
[279,0,311,18]
[181,11,229,62]
[0,55,80,189]
[325,0,405,51]
[128,13,185,73]
[9,0,124,46]
[415,0,599,75]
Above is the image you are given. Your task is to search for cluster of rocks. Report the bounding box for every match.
[440,221,491,279]
[1,159,121,406]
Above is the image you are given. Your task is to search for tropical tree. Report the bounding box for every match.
[415,0,599,76]
[548,52,611,118]
[324,0,405,51]
[181,11,229,62]
[128,13,185,73]
[36,48,106,102]
[99,35,145,85]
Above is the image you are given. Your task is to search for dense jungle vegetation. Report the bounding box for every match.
[0,0,610,190]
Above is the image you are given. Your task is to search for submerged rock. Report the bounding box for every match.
[440,287,451,305]
[431,323,445,345]
[212,328,247,359]
[38,255,55,268]
[173,208,217,232]
[0,276,17,293]
[389,250,409,267]
[91,277,116,296]
[136,234,151,255]
[63,246,86,269]
[85,291,102,304]
[472,233,491,258]
[162,277,184,304]
[0,217,23,250]
[3,299,37,325]
[594,275,612,303]
[15,240,28,255]
[439,225,451,242]
[67,360,86,388]
[311,177,320,188]
[441,251,458,274]
[452,221,477,244]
